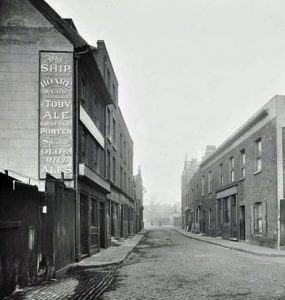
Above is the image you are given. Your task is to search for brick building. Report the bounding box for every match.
[181,96,285,249]
[93,41,136,239]
[181,158,199,229]
[0,0,139,263]
[134,166,144,232]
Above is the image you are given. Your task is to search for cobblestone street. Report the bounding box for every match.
[101,227,285,300]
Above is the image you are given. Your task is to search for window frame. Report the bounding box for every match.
[240,149,245,179]
[254,202,263,235]
[219,163,224,187]
[229,156,234,182]
[255,138,262,172]
[202,175,206,195]
[208,171,212,193]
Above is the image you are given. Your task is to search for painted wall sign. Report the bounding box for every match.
[39,52,73,179]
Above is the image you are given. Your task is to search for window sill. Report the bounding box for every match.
[239,177,245,182]
[254,234,263,238]
[253,170,262,175]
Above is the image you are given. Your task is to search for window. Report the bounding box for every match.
[255,138,262,172]
[120,133,123,156]
[196,207,200,222]
[81,76,86,104]
[208,171,212,192]
[124,141,126,161]
[240,149,245,178]
[107,150,111,179]
[92,93,98,122]
[124,171,126,191]
[120,167,123,188]
[208,209,212,229]
[107,69,111,89]
[219,164,224,187]
[112,118,116,145]
[106,107,111,139]
[229,157,234,182]
[113,157,116,182]
[202,175,205,195]
[224,197,230,223]
[81,129,87,163]
[112,83,116,100]
[254,202,262,234]
[93,143,98,171]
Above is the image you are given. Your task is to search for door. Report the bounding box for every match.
[280,200,285,245]
[201,210,206,233]
[240,205,245,240]
[120,204,124,237]
[216,200,222,236]
[99,202,105,248]
[80,194,89,255]
[231,195,238,239]
[111,202,115,236]
[90,199,99,252]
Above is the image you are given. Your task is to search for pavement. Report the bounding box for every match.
[73,231,146,269]
[173,226,285,257]
[5,231,146,300]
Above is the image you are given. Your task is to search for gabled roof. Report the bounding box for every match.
[28,0,87,49]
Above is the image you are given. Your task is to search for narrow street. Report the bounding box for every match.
[101,227,285,300]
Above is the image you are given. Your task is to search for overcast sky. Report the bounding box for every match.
[46,0,285,206]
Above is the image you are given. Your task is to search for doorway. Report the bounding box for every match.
[99,202,105,248]
[201,210,206,233]
[120,204,124,237]
[80,194,89,256]
[240,205,245,240]
[230,195,238,239]
[280,200,285,245]
[216,200,222,236]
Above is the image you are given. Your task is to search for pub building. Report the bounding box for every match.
[0,0,137,260]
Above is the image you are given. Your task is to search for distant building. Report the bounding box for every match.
[181,96,285,249]
[134,166,144,231]
[144,203,179,228]
[181,158,199,228]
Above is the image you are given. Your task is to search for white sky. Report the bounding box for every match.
[46,0,285,205]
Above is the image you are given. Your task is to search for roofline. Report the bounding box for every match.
[28,0,87,49]
[200,108,268,167]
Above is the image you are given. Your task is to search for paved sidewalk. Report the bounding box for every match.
[5,231,146,300]
[173,226,285,257]
[73,231,146,269]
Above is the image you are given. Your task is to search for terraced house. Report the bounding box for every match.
[181,95,285,249]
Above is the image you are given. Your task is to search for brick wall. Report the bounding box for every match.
[187,116,279,247]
